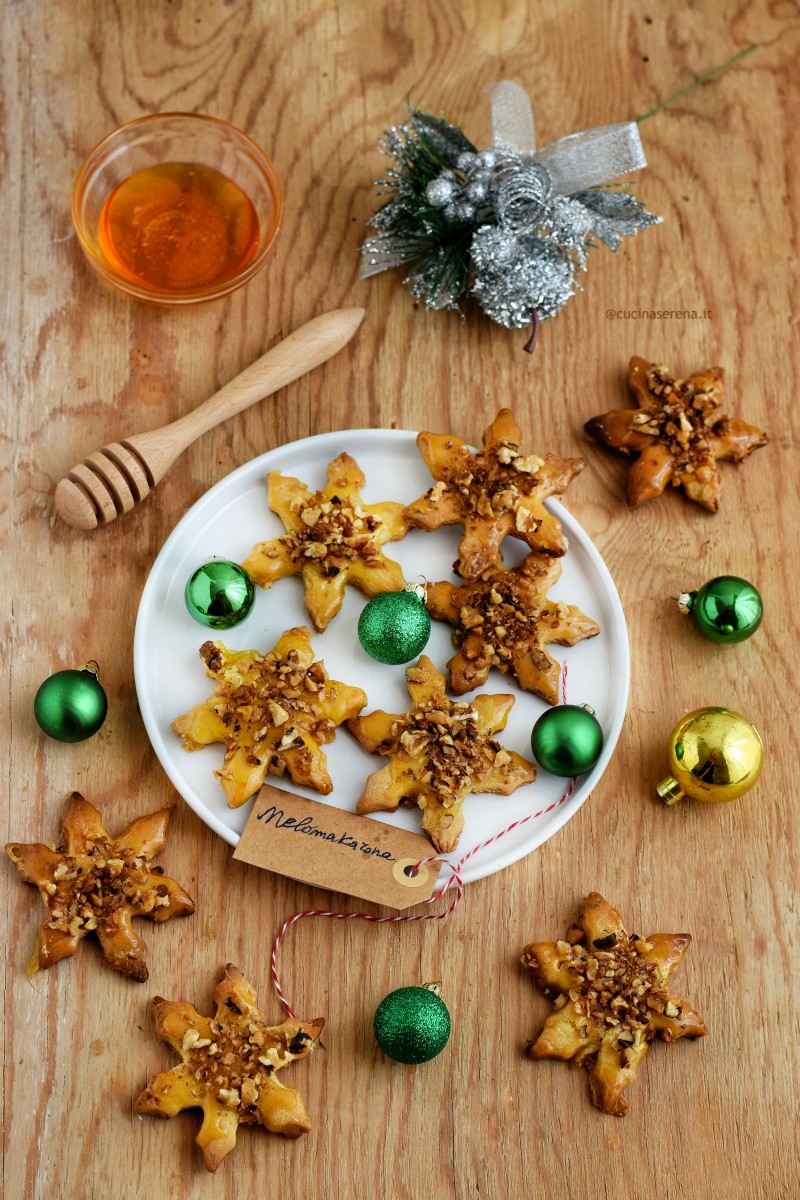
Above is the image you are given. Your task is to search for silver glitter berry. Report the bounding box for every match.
[465,178,489,203]
[426,176,457,207]
[453,201,476,222]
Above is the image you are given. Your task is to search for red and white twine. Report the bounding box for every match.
[271,666,577,1017]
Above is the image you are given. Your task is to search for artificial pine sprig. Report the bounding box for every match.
[366,111,479,310]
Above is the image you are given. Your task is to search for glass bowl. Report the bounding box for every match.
[72,113,283,305]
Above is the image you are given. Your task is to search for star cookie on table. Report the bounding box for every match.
[521,892,708,1117]
[241,452,409,631]
[6,792,194,982]
[404,408,585,579]
[584,356,767,511]
[135,963,324,1173]
[173,628,366,809]
[347,654,536,853]
[426,554,600,704]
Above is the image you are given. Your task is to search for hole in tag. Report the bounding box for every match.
[393,858,430,888]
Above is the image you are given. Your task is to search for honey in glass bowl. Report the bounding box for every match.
[73,114,282,305]
[97,162,260,291]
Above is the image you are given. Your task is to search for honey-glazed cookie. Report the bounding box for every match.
[521,892,708,1116]
[172,627,366,809]
[426,554,600,704]
[585,356,767,511]
[6,792,194,982]
[347,655,536,853]
[242,452,409,631]
[135,963,324,1172]
[404,409,585,579]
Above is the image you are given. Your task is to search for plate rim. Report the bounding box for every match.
[134,427,630,886]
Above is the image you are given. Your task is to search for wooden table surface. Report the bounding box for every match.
[3,2,799,1198]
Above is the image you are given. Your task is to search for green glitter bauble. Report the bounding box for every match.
[34,665,108,742]
[185,560,255,629]
[681,575,763,644]
[358,588,431,665]
[530,704,604,777]
[373,986,451,1063]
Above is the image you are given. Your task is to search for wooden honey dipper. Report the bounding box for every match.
[54,307,365,530]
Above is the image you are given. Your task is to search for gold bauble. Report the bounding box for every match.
[656,706,763,805]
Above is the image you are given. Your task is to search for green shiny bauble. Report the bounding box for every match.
[373,985,451,1064]
[530,704,604,777]
[679,576,762,644]
[34,663,108,742]
[358,586,431,665]
[185,560,255,629]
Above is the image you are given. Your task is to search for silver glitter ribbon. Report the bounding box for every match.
[485,80,647,193]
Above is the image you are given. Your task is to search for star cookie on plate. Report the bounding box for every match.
[6,792,194,982]
[241,452,409,631]
[426,554,600,704]
[404,409,585,579]
[347,655,536,853]
[521,892,708,1116]
[135,963,324,1173]
[585,356,767,511]
[172,628,366,809]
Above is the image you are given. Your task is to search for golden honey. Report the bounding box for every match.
[97,162,259,292]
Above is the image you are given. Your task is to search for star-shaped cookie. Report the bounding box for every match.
[585,356,767,511]
[347,655,536,853]
[135,963,324,1172]
[6,792,194,982]
[241,452,409,631]
[404,409,585,579]
[172,628,366,809]
[426,554,600,704]
[521,892,708,1116]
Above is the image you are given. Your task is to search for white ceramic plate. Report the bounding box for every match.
[134,429,629,886]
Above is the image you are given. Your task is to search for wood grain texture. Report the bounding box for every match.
[2,1,799,1198]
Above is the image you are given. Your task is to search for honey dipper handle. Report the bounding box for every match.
[124,307,365,484]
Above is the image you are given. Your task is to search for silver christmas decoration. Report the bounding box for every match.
[361,81,661,330]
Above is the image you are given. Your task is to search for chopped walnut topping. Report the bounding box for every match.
[267,700,289,726]
[282,492,382,564]
[496,444,519,465]
[218,1087,240,1109]
[178,1018,315,1114]
[385,691,515,805]
[514,454,544,474]
[629,363,725,474]
[554,934,668,1034]
[39,833,169,941]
